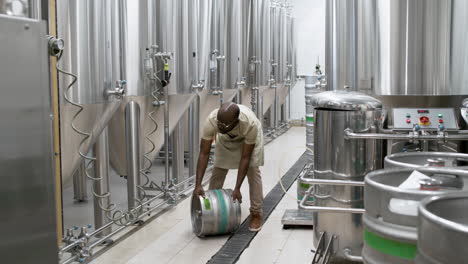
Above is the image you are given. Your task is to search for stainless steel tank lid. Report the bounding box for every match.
[311,90,382,111]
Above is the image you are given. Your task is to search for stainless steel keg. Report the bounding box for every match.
[416,192,468,264]
[363,168,468,264]
[304,75,324,159]
[191,189,241,237]
[297,164,315,206]
[311,90,383,263]
[385,152,468,169]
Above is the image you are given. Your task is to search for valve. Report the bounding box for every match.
[105,80,126,99]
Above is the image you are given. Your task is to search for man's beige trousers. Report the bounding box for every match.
[209,167,263,214]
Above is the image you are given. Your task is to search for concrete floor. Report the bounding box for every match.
[88,127,314,264]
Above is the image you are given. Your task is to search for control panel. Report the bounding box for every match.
[392,108,458,130]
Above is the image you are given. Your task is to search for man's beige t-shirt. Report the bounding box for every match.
[202,105,264,169]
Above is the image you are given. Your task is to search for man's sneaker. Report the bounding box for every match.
[249,212,263,232]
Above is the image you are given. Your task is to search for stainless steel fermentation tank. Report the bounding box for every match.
[107,0,202,178]
[300,90,383,263]
[57,0,123,187]
[326,0,468,155]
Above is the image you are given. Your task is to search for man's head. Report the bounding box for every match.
[217,102,240,134]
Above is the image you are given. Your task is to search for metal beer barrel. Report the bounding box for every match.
[363,168,468,264]
[191,189,241,237]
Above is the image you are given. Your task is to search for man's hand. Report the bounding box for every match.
[232,188,242,203]
[193,185,205,198]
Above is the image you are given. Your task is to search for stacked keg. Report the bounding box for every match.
[304,74,325,159]
[299,75,325,206]
[416,192,468,264]
[363,168,468,264]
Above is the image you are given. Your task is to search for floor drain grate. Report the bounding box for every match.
[207,152,309,264]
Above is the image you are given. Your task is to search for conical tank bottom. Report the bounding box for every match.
[60,101,120,188]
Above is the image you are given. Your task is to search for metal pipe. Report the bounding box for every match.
[188,95,200,179]
[125,101,142,210]
[345,128,468,141]
[171,121,185,185]
[299,187,365,214]
[299,177,365,187]
[89,198,167,250]
[343,248,363,262]
[164,82,170,190]
[93,128,111,237]
[73,161,88,201]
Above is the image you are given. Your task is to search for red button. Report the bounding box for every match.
[419,116,430,125]
[406,119,411,123]
[439,119,444,123]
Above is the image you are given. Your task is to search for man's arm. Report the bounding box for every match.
[193,139,213,197]
[232,143,255,202]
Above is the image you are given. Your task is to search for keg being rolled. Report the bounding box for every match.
[191,189,242,237]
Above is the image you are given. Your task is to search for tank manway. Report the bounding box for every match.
[207,152,310,264]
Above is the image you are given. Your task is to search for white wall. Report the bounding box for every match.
[289,0,325,120]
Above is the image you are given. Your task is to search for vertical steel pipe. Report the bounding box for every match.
[73,160,88,201]
[171,121,185,185]
[125,101,142,210]
[93,128,111,237]
[188,95,200,179]
[164,84,170,190]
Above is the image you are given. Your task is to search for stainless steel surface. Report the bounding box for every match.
[325,0,358,91]
[281,209,315,226]
[93,128,111,237]
[392,108,458,130]
[0,15,57,264]
[155,0,201,95]
[125,101,143,210]
[311,90,382,111]
[73,161,88,201]
[171,121,185,185]
[224,0,243,90]
[191,189,242,237]
[416,192,468,264]
[363,167,468,264]
[373,0,468,96]
[385,152,468,169]
[188,95,200,178]
[305,75,324,158]
[57,0,122,185]
[312,90,382,263]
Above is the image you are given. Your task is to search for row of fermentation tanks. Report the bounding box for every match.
[0,0,297,263]
[297,0,468,263]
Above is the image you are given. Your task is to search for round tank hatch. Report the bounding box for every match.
[311,89,382,111]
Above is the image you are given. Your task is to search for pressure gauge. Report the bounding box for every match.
[47,36,65,57]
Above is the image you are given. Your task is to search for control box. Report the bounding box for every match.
[392,108,458,130]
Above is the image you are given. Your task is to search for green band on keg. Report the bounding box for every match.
[297,195,314,202]
[306,116,314,122]
[299,183,310,189]
[214,190,228,233]
[203,198,211,210]
[364,229,417,260]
